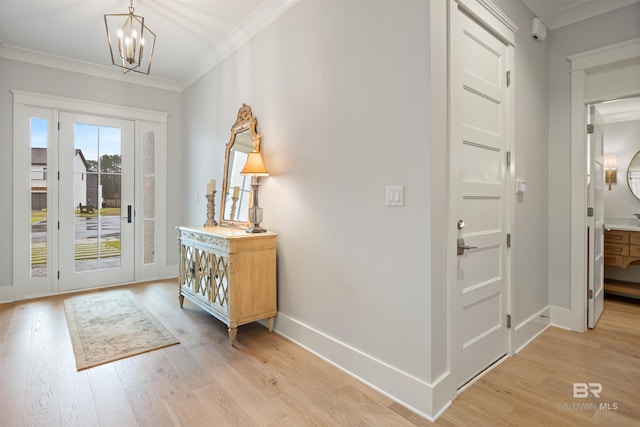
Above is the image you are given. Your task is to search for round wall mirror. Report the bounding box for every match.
[627,151,640,200]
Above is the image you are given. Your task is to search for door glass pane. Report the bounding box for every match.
[143,131,155,264]
[30,118,48,278]
[74,123,122,272]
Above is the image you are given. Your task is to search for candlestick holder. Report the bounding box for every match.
[229,193,239,221]
[204,192,218,227]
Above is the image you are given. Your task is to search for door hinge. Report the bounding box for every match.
[588,289,593,299]
[506,151,511,167]
[507,233,511,248]
[57,171,60,180]
[57,271,60,280]
[58,121,60,131]
[57,221,60,230]
[506,314,512,329]
[506,70,511,88]
[587,124,594,134]
[587,207,594,217]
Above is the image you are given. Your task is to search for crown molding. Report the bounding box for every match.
[0,44,181,92]
[456,0,519,46]
[177,0,301,90]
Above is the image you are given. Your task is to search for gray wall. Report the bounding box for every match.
[0,57,183,288]
[547,3,640,309]
[182,0,433,383]
[492,0,550,326]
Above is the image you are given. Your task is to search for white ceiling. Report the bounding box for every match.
[0,0,297,91]
[0,0,638,92]
[596,97,640,124]
[521,0,640,30]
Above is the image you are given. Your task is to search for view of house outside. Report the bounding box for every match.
[30,119,123,277]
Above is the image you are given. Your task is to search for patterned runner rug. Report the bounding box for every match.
[64,289,179,371]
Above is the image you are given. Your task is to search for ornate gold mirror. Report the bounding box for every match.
[220,104,261,227]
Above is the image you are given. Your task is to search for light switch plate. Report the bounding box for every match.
[386,185,404,207]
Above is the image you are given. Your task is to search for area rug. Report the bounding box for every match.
[64,289,179,371]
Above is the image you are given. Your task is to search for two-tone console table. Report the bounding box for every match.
[177,226,277,344]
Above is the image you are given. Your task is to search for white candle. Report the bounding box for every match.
[206,179,216,195]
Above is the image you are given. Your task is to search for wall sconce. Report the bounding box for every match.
[604,154,617,191]
[240,151,269,233]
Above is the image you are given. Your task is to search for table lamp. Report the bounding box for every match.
[240,151,269,233]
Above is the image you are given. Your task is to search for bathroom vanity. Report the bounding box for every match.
[604,223,640,298]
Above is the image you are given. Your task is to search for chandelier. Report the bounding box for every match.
[104,0,156,75]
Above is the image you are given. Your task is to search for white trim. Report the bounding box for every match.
[455,0,519,46]
[429,0,453,415]
[569,38,640,72]
[274,312,442,421]
[569,39,640,333]
[0,45,181,93]
[550,306,574,330]
[11,90,168,123]
[512,306,551,353]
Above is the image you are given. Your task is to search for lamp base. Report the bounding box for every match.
[245,225,266,233]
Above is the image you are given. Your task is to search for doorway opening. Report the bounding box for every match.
[594,97,640,306]
[9,91,168,302]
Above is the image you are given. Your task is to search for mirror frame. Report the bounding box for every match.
[219,104,261,228]
[628,150,640,201]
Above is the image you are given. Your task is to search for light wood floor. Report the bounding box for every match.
[1,280,638,426]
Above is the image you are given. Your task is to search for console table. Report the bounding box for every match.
[177,226,277,344]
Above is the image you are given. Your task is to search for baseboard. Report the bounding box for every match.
[550,306,574,330]
[274,312,450,421]
[513,306,551,353]
[163,263,178,279]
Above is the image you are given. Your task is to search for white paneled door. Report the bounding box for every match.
[587,105,604,328]
[58,113,135,291]
[451,5,511,388]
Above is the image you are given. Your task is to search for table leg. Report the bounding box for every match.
[228,327,238,346]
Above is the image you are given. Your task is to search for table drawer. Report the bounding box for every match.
[604,230,629,244]
[604,243,629,256]
[604,254,624,267]
[629,245,640,257]
[630,233,640,245]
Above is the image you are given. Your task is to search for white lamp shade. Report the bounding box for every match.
[604,154,617,169]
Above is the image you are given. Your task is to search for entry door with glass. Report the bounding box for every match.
[59,113,135,291]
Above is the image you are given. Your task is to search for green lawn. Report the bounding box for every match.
[31,207,121,223]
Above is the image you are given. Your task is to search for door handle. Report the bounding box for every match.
[121,205,132,223]
[457,238,477,255]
